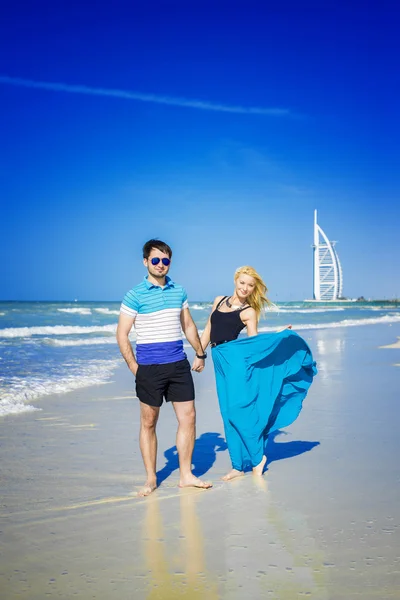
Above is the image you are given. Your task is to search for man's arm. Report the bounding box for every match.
[116,312,138,376]
[180,307,205,372]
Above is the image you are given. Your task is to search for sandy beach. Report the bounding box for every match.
[1,324,400,599]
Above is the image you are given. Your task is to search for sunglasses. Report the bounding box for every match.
[150,257,171,266]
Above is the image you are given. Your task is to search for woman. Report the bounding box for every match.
[199,266,317,481]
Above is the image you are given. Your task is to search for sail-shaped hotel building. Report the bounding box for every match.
[313,210,343,301]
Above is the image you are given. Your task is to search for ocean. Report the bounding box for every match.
[1,300,399,417]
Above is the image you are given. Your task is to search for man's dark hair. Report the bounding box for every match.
[142,239,172,259]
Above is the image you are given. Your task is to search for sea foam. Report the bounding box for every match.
[45,334,135,347]
[276,307,345,313]
[258,313,400,332]
[94,308,120,315]
[0,358,121,417]
[0,324,117,338]
[57,308,92,315]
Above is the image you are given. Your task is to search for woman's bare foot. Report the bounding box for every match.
[221,469,244,481]
[252,455,267,477]
[178,474,212,489]
[137,479,157,497]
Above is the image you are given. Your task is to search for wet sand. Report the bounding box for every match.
[1,325,400,599]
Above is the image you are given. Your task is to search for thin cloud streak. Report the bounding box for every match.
[0,75,291,116]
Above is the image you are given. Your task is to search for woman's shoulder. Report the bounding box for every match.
[212,295,226,307]
[240,306,257,319]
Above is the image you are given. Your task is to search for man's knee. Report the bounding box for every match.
[176,404,196,426]
[140,405,159,429]
[141,419,157,431]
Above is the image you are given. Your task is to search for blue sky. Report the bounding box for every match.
[1,1,399,301]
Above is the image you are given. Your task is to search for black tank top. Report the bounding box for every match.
[210,296,251,345]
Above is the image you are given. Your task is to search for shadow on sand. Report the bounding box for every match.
[157,430,319,484]
[265,430,320,470]
[156,432,227,486]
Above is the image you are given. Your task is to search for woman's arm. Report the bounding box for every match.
[191,296,223,371]
[276,324,292,333]
[241,307,258,336]
[200,318,212,352]
[200,296,224,350]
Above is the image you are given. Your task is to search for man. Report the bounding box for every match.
[116,239,212,496]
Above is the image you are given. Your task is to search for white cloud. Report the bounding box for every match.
[0,75,291,116]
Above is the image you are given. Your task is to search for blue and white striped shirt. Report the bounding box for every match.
[120,276,189,365]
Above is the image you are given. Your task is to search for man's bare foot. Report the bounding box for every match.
[252,455,267,477]
[178,474,212,489]
[221,469,244,481]
[137,479,157,497]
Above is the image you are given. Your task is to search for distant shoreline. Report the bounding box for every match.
[303,299,400,305]
[1,299,399,305]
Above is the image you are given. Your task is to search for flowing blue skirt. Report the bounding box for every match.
[211,330,318,471]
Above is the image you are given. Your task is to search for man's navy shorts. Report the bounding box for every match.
[135,358,195,407]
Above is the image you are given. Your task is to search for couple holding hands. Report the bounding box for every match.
[117,239,317,497]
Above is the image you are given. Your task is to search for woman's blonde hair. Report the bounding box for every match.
[234,266,273,321]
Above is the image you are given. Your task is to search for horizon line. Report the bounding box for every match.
[0,298,398,303]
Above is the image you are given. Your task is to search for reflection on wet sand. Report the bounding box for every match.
[219,476,329,599]
[140,438,327,599]
[315,330,345,381]
[143,490,219,599]
[264,490,328,598]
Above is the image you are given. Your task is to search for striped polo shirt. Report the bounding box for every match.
[120,276,189,365]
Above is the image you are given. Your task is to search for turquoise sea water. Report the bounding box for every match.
[1,300,399,417]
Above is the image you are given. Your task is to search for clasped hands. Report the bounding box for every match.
[191,357,205,372]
